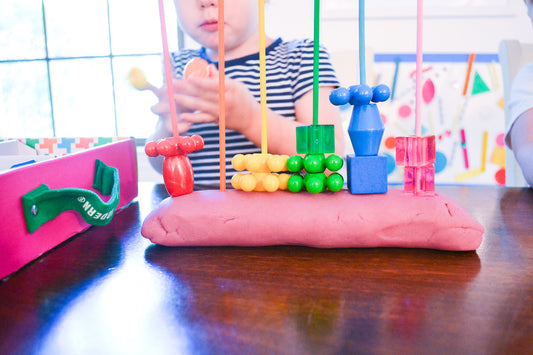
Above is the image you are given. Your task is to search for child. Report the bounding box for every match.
[505,0,533,186]
[149,0,345,186]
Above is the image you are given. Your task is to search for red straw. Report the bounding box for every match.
[218,1,226,191]
[157,0,179,138]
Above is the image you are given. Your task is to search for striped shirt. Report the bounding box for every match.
[171,37,340,186]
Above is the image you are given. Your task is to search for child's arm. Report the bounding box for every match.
[174,72,345,156]
[509,109,533,186]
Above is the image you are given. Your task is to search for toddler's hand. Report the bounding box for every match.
[174,66,259,134]
[150,82,193,134]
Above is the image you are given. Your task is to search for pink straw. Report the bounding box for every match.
[415,0,423,137]
[158,0,179,138]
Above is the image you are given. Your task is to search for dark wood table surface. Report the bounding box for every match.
[1,183,532,355]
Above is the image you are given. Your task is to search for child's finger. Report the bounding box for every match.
[186,76,222,92]
[150,101,170,115]
[174,93,218,115]
[173,78,219,100]
[180,111,218,124]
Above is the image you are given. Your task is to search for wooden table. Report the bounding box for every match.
[1,184,532,355]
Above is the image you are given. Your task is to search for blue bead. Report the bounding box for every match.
[349,85,373,105]
[371,84,391,103]
[329,87,350,106]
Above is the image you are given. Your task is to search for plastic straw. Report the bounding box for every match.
[157,0,179,137]
[415,0,423,137]
[313,0,320,126]
[218,0,226,191]
[358,0,366,85]
[258,0,268,153]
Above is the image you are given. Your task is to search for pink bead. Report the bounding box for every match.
[395,135,436,167]
[404,166,435,196]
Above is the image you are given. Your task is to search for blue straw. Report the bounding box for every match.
[359,0,366,85]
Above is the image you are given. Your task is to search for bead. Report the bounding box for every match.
[145,141,159,157]
[231,173,243,190]
[278,173,290,190]
[371,84,391,103]
[327,173,344,192]
[263,174,280,192]
[287,155,304,173]
[244,154,268,173]
[239,174,257,192]
[303,154,326,173]
[179,137,195,153]
[232,154,246,171]
[329,87,350,106]
[349,84,373,105]
[306,174,325,194]
[287,174,304,192]
[267,154,288,172]
[326,154,343,172]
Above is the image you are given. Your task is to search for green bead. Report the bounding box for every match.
[306,174,325,194]
[326,154,343,172]
[287,155,304,172]
[287,174,304,192]
[326,173,344,192]
[303,154,326,173]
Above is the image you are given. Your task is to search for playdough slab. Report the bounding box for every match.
[141,189,484,251]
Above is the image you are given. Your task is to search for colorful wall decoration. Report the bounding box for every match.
[354,53,505,185]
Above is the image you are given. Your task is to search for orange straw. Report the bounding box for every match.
[218,0,226,191]
[157,0,179,138]
[462,53,475,97]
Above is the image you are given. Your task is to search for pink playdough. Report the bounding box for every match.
[141,189,483,251]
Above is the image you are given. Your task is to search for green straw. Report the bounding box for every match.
[313,0,320,126]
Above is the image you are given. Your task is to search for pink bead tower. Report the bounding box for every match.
[395,135,435,196]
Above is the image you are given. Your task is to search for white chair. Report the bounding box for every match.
[498,39,533,187]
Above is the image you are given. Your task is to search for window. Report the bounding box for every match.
[0,0,179,138]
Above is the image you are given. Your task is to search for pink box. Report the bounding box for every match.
[0,138,138,280]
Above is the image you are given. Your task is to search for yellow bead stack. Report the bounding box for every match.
[231,153,291,192]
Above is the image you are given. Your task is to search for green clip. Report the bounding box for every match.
[296,124,335,154]
[21,159,120,233]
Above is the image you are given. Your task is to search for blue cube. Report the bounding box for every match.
[347,155,388,194]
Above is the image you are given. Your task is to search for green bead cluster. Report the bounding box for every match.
[286,154,344,193]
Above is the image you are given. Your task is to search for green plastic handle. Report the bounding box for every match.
[21,159,120,233]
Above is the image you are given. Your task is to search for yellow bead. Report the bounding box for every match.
[232,154,246,171]
[231,173,243,190]
[245,154,269,173]
[278,173,290,190]
[267,154,288,172]
[252,173,267,191]
[240,174,257,192]
[263,174,280,192]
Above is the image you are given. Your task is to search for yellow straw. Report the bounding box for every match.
[258,0,268,154]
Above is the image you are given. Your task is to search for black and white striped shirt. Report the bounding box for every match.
[171,37,340,186]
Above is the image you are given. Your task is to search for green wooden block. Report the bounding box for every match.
[296,125,335,154]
